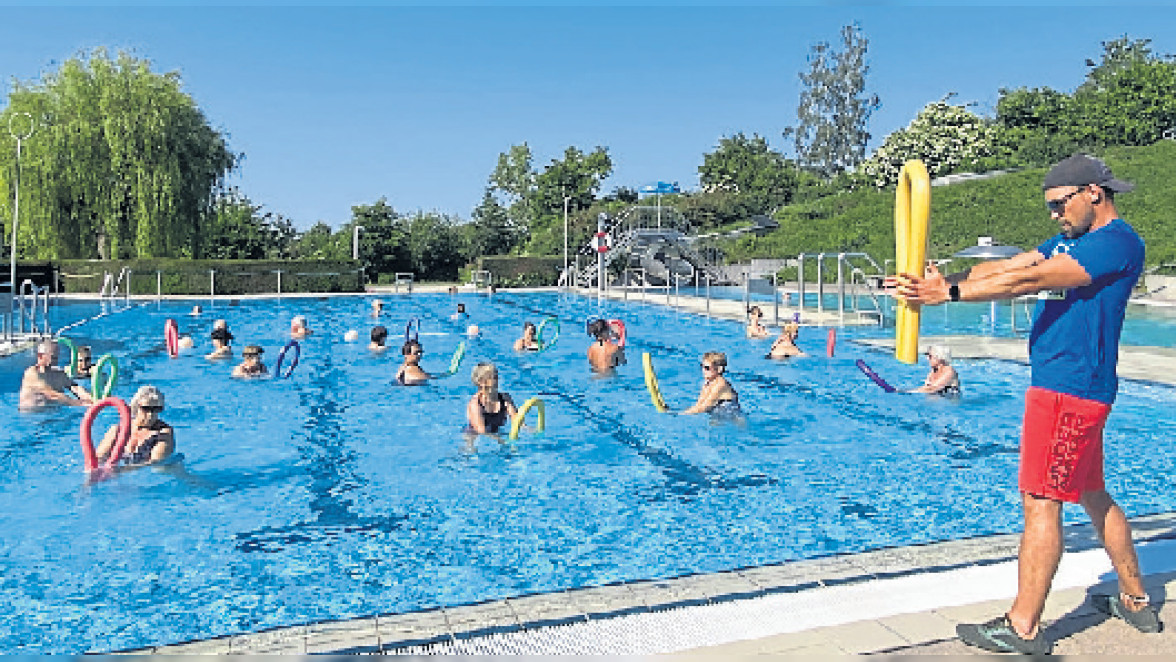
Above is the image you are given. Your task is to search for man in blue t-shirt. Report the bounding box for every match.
[892,153,1159,654]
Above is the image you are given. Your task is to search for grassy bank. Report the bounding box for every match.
[718,140,1176,268]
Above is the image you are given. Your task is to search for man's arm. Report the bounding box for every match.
[957,253,1090,302]
[952,250,1045,282]
[895,253,1089,306]
[70,383,94,403]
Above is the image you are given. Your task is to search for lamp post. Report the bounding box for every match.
[563,194,570,285]
[352,225,364,261]
[8,112,34,303]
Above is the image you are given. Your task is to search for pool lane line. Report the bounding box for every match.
[54,299,153,337]
[637,333,1016,460]
[230,337,413,553]
[446,294,774,492]
[497,294,1012,465]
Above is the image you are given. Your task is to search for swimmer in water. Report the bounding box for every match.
[464,361,518,438]
[19,340,94,410]
[514,322,540,352]
[450,303,469,322]
[290,315,312,340]
[207,320,234,360]
[232,345,268,378]
[909,345,961,395]
[395,339,430,385]
[371,299,384,318]
[95,385,175,466]
[767,322,806,359]
[72,345,95,380]
[370,325,389,352]
[681,351,743,418]
[586,318,625,373]
[746,306,770,339]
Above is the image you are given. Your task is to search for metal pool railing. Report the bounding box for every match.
[796,252,886,325]
[394,272,414,293]
[1,278,52,341]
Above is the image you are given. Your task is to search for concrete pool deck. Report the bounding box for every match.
[125,512,1176,655]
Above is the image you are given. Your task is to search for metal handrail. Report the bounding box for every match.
[797,252,887,322]
[574,205,725,288]
[394,272,414,294]
[18,279,50,336]
[470,270,492,288]
[848,265,885,325]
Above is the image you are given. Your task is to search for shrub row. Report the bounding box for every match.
[55,259,364,295]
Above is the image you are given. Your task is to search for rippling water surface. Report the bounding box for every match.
[1,293,1174,653]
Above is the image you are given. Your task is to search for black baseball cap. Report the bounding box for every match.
[1043,153,1134,192]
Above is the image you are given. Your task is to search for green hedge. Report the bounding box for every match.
[475,256,562,287]
[56,259,364,295]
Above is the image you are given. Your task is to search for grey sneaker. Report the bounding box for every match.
[1092,594,1163,633]
[956,615,1052,655]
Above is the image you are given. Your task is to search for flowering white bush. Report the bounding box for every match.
[858,100,1001,188]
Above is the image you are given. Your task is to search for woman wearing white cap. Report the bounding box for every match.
[96,385,175,465]
[910,345,960,395]
[290,315,312,340]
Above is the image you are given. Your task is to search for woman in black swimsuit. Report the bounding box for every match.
[464,361,517,436]
[395,339,430,385]
[232,345,268,378]
[96,385,175,466]
[909,344,961,395]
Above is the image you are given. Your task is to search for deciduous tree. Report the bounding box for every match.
[698,132,800,214]
[859,98,1002,188]
[791,24,880,179]
[0,49,237,259]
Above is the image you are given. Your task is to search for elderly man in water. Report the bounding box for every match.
[19,340,94,410]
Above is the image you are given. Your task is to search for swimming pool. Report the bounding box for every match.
[3,292,1175,653]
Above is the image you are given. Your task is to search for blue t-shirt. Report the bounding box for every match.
[1029,218,1144,404]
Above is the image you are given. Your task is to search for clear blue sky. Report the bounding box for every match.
[2,3,1176,230]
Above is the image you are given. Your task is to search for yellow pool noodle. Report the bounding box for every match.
[895,160,931,365]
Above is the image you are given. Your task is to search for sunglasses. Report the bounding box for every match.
[700,363,715,371]
[1046,187,1085,214]
[140,405,163,413]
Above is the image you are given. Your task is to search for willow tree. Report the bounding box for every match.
[0,49,237,259]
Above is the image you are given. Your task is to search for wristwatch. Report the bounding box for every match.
[949,284,961,302]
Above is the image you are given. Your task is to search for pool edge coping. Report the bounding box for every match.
[119,509,1176,655]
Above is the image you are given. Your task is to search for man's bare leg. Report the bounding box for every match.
[1081,489,1147,606]
[1008,493,1064,637]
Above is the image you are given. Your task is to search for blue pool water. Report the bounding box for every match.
[2,292,1176,653]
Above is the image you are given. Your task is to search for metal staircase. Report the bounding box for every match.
[572,206,728,288]
[796,252,888,325]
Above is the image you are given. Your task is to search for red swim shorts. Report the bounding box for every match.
[1019,386,1111,503]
